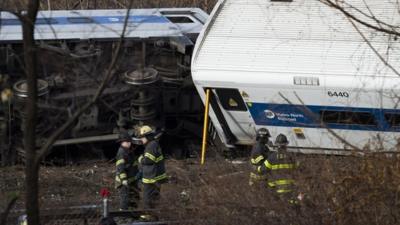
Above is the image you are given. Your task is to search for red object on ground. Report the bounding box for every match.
[100,188,111,198]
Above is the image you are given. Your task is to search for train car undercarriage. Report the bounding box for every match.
[0,9,208,165]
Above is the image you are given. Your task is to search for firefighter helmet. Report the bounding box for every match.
[138,125,154,137]
[256,128,271,140]
[275,134,289,146]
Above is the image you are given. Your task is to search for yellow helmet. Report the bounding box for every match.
[138,125,154,137]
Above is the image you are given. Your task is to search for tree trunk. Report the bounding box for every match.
[21,0,40,224]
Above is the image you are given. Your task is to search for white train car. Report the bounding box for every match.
[191,0,400,153]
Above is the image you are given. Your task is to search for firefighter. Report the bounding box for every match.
[137,125,167,221]
[115,131,141,210]
[257,134,299,203]
[249,128,271,186]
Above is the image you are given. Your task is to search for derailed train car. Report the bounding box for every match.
[0,8,208,165]
[192,0,400,154]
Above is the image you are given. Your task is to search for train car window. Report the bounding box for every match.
[36,18,58,25]
[320,110,376,126]
[67,17,93,24]
[1,19,21,25]
[215,88,247,111]
[384,113,400,127]
[165,16,194,23]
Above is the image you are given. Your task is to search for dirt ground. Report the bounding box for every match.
[1,151,400,225]
[0,153,251,225]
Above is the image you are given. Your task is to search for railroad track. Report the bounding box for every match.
[4,204,283,225]
[3,205,202,225]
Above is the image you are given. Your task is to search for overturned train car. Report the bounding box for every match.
[0,8,208,165]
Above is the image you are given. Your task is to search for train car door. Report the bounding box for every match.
[210,88,255,145]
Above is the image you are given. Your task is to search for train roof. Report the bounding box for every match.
[0,8,208,41]
[192,0,400,82]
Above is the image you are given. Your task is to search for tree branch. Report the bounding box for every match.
[346,16,400,77]
[0,195,18,225]
[319,0,400,37]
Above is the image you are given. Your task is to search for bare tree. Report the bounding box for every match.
[1,0,134,224]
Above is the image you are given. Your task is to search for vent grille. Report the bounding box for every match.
[293,76,320,86]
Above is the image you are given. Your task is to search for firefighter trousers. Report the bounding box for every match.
[119,182,140,210]
[143,183,161,209]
